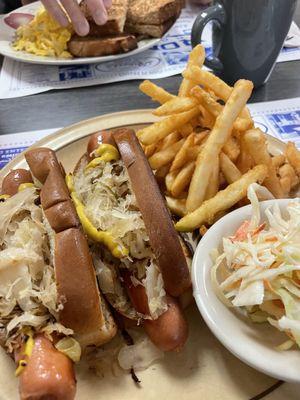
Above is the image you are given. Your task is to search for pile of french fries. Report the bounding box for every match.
[137,45,300,233]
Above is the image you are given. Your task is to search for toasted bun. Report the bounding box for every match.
[25,148,58,184]
[44,200,79,233]
[113,129,191,297]
[25,147,117,347]
[55,228,117,347]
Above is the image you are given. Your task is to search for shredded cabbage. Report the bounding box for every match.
[118,336,164,371]
[93,252,139,320]
[211,183,300,349]
[0,188,71,351]
[142,262,168,319]
[55,337,81,362]
[74,158,168,320]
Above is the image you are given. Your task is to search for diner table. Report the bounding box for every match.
[0,3,300,400]
[0,2,300,135]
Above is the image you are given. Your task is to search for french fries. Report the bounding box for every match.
[171,161,195,197]
[155,163,172,180]
[186,79,253,212]
[236,134,254,173]
[176,165,268,231]
[161,131,181,150]
[138,44,300,231]
[191,86,252,132]
[144,143,157,158]
[165,196,186,217]
[222,136,240,162]
[179,45,205,97]
[165,170,177,192]
[286,141,300,175]
[278,163,299,196]
[139,80,174,104]
[204,157,219,200]
[183,66,252,122]
[243,129,284,198]
[220,152,242,184]
[148,138,185,170]
[170,133,195,172]
[272,154,286,170]
[183,67,232,100]
[154,97,198,116]
[194,130,209,144]
[180,123,194,137]
[138,107,200,145]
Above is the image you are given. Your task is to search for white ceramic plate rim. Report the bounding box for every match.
[192,198,300,383]
[0,2,160,65]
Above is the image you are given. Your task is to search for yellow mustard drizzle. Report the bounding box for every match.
[0,194,10,200]
[85,144,120,171]
[18,183,35,192]
[15,332,34,377]
[65,173,74,193]
[66,173,128,259]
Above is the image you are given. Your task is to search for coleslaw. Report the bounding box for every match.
[211,185,300,350]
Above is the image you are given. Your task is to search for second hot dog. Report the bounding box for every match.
[69,129,191,352]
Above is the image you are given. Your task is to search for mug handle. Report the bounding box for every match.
[191,3,226,71]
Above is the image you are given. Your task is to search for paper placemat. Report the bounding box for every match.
[0,5,299,99]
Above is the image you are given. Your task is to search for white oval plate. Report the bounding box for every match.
[0,2,160,65]
[193,199,300,383]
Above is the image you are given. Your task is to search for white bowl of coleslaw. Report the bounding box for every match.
[192,187,300,382]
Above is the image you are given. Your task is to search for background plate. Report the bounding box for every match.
[0,2,160,65]
[0,110,297,400]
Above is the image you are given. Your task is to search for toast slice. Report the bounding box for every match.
[68,34,137,57]
[80,0,129,33]
[125,17,176,38]
[126,0,182,25]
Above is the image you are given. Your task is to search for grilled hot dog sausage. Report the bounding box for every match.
[87,130,116,157]
[121,270,188,352]
[1,169,33,196]
[17,335,76,400]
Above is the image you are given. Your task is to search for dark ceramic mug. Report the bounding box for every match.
[191,0,297,87]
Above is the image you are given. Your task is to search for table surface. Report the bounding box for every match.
[0,3,300,135]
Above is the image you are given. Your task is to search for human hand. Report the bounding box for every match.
[22,0,112,36]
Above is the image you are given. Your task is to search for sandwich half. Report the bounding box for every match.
[125,0,182,37]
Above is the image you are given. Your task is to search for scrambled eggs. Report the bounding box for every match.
[13,8,74,58]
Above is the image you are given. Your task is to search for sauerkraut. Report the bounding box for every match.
[74,158,168,320]
[0,188,73,351]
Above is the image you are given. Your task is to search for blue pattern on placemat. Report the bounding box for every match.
[0,147,27,169]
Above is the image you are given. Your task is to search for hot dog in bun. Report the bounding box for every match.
[68,128,191,352]
[0,146,117,400]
